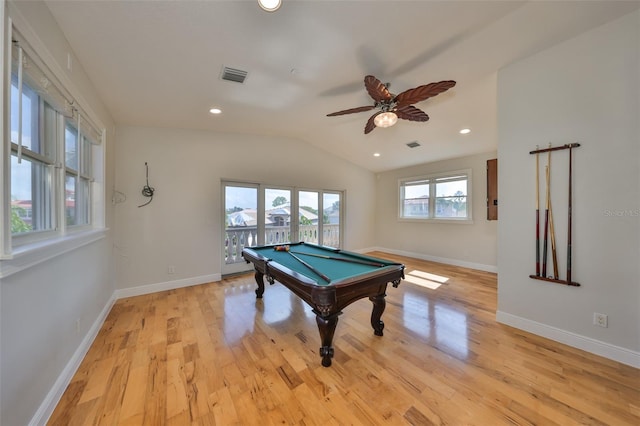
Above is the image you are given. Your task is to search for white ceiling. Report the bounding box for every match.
[44,0,638,172]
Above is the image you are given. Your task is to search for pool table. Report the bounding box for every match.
[241,242,404,367]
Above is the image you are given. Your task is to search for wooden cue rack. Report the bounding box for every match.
[529,143,580,287]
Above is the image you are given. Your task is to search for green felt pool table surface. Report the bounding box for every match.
[245,242,401,285]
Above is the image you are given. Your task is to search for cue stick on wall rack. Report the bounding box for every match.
[567,144,574,285]
[547,158,559,279]
[287,251,331,283]
[542,163,550,278]
[528,143,581,287]
[535,147,540,276]
[290,251,386,267]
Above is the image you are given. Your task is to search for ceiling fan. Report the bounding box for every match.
[326,75,456,134]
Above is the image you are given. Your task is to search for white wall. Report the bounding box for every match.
[497,10,639,366]
[1,239,114,425]
[0,2,116,425]
[374,151,498,272]
[113,126,376,292]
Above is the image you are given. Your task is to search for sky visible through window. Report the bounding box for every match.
[11,83,33,201]
[405,180,467,200]
[225,187,320,210]
[437,180,467,197]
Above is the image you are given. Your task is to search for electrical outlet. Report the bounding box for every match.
[168,265,176,274]
[593,313,608,328]
[75,318,81,334]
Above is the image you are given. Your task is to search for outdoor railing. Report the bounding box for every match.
[225,225,340,264]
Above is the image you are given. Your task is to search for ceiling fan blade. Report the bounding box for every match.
[326,105,375,117]
[364,112,381,134]
[364,75,393,103]
[395,105,429,122]
[394,80,456,107]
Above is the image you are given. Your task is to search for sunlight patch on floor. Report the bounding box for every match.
[404,269,449,290]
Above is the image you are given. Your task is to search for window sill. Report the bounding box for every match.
[0,228,108,279]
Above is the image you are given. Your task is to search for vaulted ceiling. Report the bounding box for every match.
[44,0,638,172]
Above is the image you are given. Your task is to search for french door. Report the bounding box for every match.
[221,181,343,275]
[297,190,342,248]
[223,183,259,275]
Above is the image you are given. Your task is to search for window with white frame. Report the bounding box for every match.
[10,77,56,234]
[4,27,104,255]
[399,170,471,221]
[64,119,94,226]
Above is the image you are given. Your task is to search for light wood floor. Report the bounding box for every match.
[49,253,639,425]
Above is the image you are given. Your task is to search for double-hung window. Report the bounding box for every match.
[399,170,472,221]
[10,77,56,235]
[3,26,105,261]
[64,120,94,226]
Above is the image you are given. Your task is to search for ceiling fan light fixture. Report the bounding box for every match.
[258,0,282,12]
[326,75,456,134]
[374,112,398,128]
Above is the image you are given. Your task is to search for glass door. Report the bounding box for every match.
[323,192,341,248]
[222,183,344,275]
[222,183,259,275]
[264,187,292,245]
[296,189,343,247]
[298,190,319,244]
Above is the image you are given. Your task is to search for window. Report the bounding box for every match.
[2,27,105,262]
[399,170,471,221]
[64,120,94,226]
[10,79,56,235]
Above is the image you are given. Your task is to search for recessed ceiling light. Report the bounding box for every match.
[459,128,471,134]
[258,0,281,12]
[373,153,381,157]
[209,108,222,114]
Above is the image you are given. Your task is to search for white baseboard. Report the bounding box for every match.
[367,246,497,273]
[114,273,221,299]
[497,311,640,368]
[30,294,116,426]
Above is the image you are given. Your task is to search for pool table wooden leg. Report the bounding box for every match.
[316,313,339,367]
[369,293,386,336]
[253,271,265,298]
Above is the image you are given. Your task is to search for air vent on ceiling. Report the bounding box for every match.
[220,66,248,83]
[406,141,421,148]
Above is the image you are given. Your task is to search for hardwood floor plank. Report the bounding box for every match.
[119,364,147,422]
[208,386,239,425]
[48,253,640,425]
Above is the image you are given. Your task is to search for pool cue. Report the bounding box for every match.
[547,164,559,279]
[542,163,550,278]
[567,144,574,285]
[535,147,540,276]
[290,250,385,267]
[287,251,331,283]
